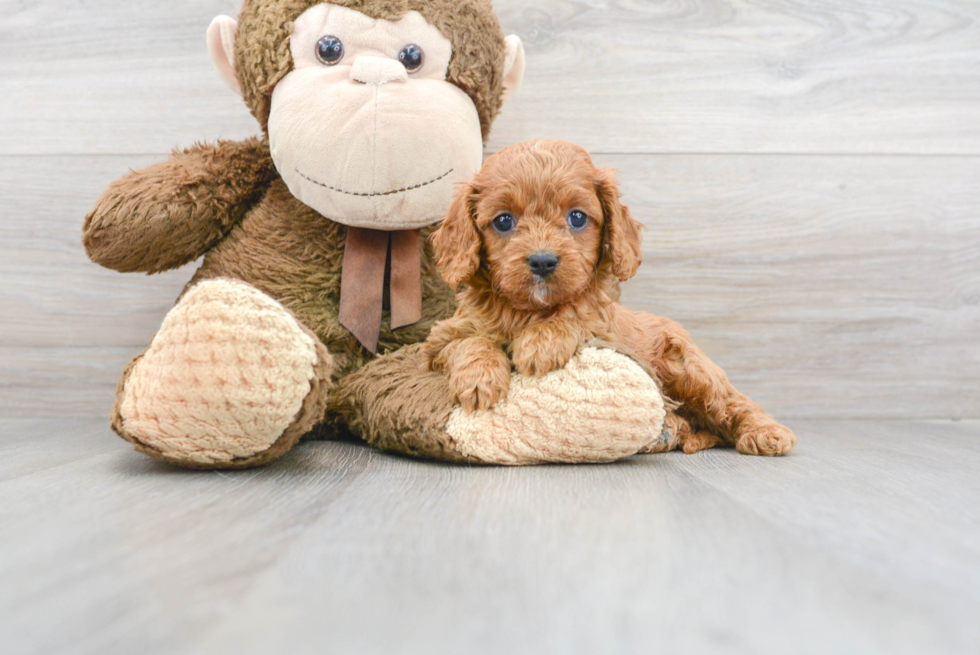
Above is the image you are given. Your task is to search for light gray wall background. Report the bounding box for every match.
[1,0,978,420]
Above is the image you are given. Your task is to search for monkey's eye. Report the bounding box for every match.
[398,44,425,72]
[567,210,589,230]
[492,214,516,234]
[316,36,345,66]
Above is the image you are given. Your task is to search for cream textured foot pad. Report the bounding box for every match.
[446,347,665,465]
[118,279,320,465]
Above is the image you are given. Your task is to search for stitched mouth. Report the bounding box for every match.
[296,169,454,198]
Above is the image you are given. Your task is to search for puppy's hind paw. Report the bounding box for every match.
[736,423,796,457]
[681,431,726,454]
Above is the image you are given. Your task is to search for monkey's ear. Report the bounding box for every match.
[432,183,482,291]
[502,36,526,104]
[207,16,243,96]
[595,167,644,282]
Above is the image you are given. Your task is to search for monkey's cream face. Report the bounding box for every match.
[267,4,485,230]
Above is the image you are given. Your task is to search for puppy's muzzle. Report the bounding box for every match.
[528,251,559,279]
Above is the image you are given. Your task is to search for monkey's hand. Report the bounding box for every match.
[510,320,586,378]
[83,137,276,274]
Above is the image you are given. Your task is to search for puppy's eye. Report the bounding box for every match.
[398,44,425,72]
[568,210,588,230]
[492,214,516,233]
[316,36,345,66]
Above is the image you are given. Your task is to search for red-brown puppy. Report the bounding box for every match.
[424,140,795,456]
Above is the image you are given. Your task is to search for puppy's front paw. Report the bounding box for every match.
[736,423,796,456]
[449,361,511,413]
[511,330,579,378]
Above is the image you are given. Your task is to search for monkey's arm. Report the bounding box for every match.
[83,137,275,273]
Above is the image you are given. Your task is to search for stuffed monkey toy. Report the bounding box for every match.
[83,0,669,469]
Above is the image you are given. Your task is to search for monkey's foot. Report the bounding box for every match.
[113,279,333,469]
[446,347,665,464]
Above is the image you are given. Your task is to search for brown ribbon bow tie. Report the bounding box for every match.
[338,227,423,354]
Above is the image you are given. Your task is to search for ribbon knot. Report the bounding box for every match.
[338,227,423,354]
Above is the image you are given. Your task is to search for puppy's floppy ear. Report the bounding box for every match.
[595,167,643,281]
[432,181,482,290]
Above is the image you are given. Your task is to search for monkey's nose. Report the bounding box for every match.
[350,57,408,85]
[528,251,560,278]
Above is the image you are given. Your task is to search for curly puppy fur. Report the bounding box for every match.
[424,140,795,456]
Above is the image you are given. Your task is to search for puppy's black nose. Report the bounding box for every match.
[528,251,559,278]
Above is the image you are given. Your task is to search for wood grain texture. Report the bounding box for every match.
[0,347,142,418]
[0,155,193,348]
[614,153,980,419]
[2,0,980,155]
[1,419,978,654]
[2,153,977,419]
[491,0,980,155]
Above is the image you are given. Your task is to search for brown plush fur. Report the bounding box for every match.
[186,179,456,382]
[235,0,507,140]
[83,138,277,274]
[425,140,796,456]
[82,0,508,468]
[328,344,478,463]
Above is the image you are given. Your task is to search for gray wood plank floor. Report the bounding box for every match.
[1,419,978,655]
